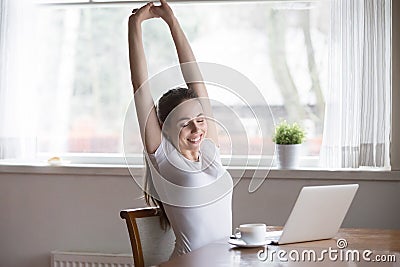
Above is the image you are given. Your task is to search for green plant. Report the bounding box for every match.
[272,120,306,145]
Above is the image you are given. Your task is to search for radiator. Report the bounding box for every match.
[51,251,134,267]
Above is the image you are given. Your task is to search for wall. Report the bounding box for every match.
[0,169,399,267]
[0,171,142,267]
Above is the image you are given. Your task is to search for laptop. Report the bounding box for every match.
[265,184,359,245]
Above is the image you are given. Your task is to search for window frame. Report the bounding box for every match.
[2,0,396,170]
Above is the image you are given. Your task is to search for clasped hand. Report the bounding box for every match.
[129,0,175,26]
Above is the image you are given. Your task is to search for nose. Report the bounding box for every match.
[190,121,201,133]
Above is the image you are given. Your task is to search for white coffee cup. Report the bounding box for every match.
[235,223,267,244]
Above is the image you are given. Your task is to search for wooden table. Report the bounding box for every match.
[158,227,400,266]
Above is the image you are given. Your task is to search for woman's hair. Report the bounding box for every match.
[156,87,198,124]
[144,87,198,231]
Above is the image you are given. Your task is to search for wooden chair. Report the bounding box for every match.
[120,207,175,267]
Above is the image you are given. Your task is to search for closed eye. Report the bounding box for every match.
[197,115,206,122]
[179,115,205,128]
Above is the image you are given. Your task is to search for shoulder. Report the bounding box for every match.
[151,136,181,165]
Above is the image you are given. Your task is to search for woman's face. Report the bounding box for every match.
[163,99,207,153]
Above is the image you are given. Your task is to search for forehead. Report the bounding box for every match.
[167,99,203,123]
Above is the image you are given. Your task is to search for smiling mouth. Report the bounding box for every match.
[188,134,203,144]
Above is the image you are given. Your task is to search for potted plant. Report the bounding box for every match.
[272,120,306,169]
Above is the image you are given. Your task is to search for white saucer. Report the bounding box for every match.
[228,238,269,248]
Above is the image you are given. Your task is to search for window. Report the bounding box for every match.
[0,0,393,169]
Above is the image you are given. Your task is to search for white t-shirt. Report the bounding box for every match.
[148,137,233,257]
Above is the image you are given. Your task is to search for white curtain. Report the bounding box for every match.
[320,0,391,168]
[0,0,38,160]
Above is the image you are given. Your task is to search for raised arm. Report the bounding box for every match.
[153,0,219,146]
[128,3,161,154]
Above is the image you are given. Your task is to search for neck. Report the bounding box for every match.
[181,149,200,162]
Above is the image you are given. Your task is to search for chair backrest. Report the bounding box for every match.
[120,207,175,267]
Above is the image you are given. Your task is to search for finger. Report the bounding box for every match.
[140,2,153,14]
[159,0,170,8]
[151,5,161,13]
[149,8,160,19]
[150,7,161,17]
[132,2,150,14]
[146,2,155,12]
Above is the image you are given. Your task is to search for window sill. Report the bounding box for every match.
[0,162,398,181]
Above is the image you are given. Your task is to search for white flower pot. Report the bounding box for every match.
[275,144,302,169]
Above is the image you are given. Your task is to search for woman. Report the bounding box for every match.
[128,0,233,258]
